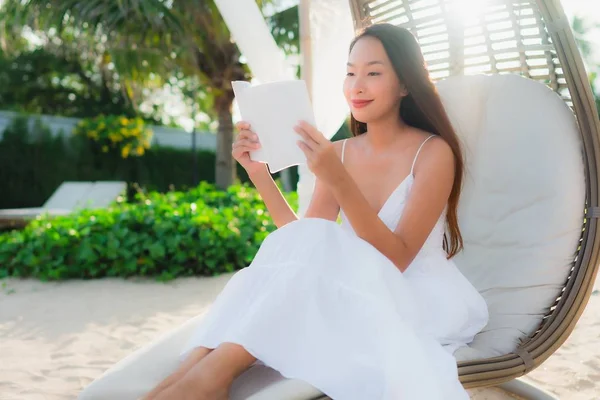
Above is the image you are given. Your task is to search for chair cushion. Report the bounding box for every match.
[439,74,586,360]
[43,182,95,210]
[76,181,127,209]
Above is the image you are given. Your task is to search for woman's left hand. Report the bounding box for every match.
[295,121,346,186]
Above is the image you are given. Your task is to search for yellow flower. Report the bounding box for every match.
[136,146,145,156]
[102,145,109,153]
[98,122,105,130]
[121,145,131,158]
[119,117,129,125]
[87,130,98,140]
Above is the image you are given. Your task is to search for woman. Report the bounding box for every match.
[144,23,488,400]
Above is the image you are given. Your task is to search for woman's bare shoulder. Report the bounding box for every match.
[408,127,451,153]
[332,135,360,158]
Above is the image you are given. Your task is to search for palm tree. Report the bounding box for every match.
[2,0,278,188]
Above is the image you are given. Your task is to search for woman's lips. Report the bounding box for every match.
[351,99,373,109]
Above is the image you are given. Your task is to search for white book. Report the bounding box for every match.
[232,80,316,173]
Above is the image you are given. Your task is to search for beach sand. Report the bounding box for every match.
[1,273,598,400]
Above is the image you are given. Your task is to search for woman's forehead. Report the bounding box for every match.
[348,37,388,65]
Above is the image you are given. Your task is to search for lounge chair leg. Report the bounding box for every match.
[498,378,558,400]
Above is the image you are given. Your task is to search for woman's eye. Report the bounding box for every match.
[368,72,381,76]
[346,72,355,76]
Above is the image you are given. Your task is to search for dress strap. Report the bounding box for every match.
[341,139,349,164]
[410,135,436,175]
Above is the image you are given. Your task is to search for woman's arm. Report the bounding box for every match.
[330,138,455,272]
[249,140,344,229]
[292,121,453,272]
[248,166,298,228]
[303,140,344,221]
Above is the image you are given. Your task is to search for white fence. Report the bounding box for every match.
[0,110,217,151]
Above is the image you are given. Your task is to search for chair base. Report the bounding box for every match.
[498,378,558,400]
[307,378,558,400]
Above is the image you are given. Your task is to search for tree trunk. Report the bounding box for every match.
[214,90,236,189]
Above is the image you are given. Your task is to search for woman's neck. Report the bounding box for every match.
[364,116,407,151]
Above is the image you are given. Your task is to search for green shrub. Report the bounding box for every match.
[0,182,298,281]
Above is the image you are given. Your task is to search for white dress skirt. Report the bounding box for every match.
[180,170,489,400]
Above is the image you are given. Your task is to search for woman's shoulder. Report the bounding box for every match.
[332,135,358,159]
[409,128,451,156]
[407,129,454,177]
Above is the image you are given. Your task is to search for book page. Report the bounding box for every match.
[232,80,316,173]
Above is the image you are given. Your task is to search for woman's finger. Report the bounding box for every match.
[297,121,326,145]
[235,121,251,131]
[232,144,259,159]
[297,140,314,158]
[294,125,318,150]
[237,130,259,142]
[233,138,261,150]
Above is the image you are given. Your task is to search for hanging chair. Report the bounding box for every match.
[78,0,600,399]
[345,0,600,391]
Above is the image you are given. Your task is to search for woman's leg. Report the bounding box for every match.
[154,342,257,400]
[142,346,213,400]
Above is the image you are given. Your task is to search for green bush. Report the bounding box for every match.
[0,115,299,208]
[0,182,298,281]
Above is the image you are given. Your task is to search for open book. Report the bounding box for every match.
[232,80,316,173]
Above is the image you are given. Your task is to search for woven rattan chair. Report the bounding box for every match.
[347,0,600,394]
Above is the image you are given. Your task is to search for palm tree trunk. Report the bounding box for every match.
[215,90,236,189]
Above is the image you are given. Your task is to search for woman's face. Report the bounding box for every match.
[344,36,404,124]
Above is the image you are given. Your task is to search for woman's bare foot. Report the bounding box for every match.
[155,342,255,400]
[143,347,213,400]
[154,365,231,400]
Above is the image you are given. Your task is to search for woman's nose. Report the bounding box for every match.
[351,80,365,96]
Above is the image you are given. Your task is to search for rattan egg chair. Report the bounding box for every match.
[348,0,600,394]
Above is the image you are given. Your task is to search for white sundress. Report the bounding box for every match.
[180,136,489,400]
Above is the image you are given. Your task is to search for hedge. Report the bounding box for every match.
[0,182,298,281]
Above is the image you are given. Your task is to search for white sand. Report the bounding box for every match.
[0,273,598,400]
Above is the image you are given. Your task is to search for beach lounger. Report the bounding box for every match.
[0,181,126,229]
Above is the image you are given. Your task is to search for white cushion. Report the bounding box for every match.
[78,74,586,398]
[43,182,95,210]
[440,74,585,360]
[76,181,127,209]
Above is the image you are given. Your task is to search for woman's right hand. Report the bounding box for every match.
[232,121,265,176]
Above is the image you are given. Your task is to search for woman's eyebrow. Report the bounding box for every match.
[346,60,385,67]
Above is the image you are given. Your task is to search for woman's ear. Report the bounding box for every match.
[400,83,409,97]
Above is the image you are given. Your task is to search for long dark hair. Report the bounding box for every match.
[349,23,464,258]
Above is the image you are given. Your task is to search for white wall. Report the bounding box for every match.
[0,110,217,151]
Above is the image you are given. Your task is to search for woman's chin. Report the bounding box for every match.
[352,113,374,124]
